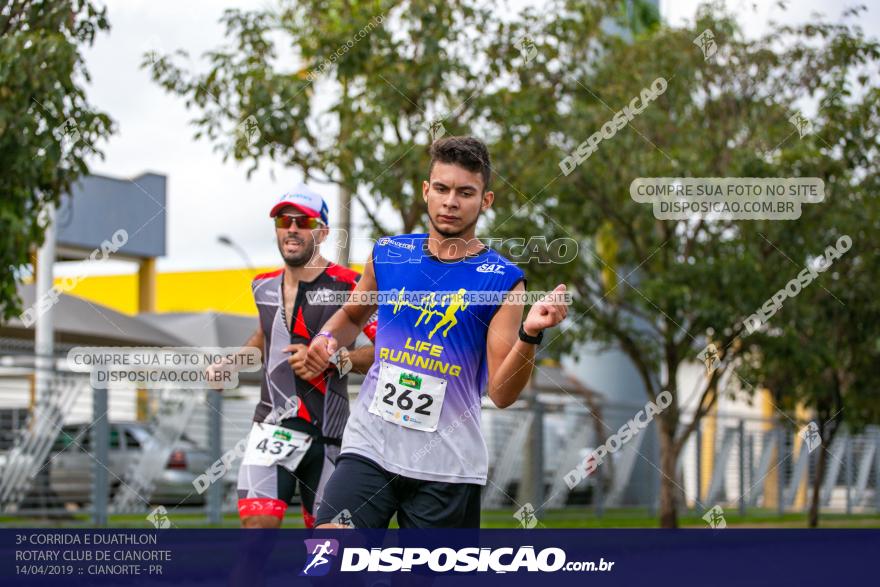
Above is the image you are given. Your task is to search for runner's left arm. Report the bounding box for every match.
[485,283,568,408]
[348,311,377,374]
[348,345,375,374]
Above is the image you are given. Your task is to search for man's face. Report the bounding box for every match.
[275,206,326,267]
[422,162,494,238]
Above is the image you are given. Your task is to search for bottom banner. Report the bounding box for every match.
[2,529,876,586]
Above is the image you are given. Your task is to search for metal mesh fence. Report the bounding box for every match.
[1,355,878,526]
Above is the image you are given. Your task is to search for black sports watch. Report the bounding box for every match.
[518,323,543,345]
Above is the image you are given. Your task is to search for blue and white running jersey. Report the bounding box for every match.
[341,234,525,485]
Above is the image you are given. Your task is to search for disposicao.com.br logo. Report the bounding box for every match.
[300,541,614,574]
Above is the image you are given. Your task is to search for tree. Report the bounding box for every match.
[147,0,526,245]
[147,0,628,242]
[483,4,880,527]
[0,0,113,321]
[738,136,880,527]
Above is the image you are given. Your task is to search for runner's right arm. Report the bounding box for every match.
[304,256,378,373]
[244,325,264,354]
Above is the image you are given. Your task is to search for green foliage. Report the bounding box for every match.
[484,2,880,526]
[0,0,113,321]
[487,3,879,414]
[148,0,517,234]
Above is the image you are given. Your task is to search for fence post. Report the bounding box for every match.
[695,424,702,510]
[92,385,109,527]
[517,388,544,517]
[738,419,746,517]
[845,433,853,515]
[206,390,222,525]
[747,431,754,507]
[777,425,785,516]
[874,430,880,513]
[530,396,545,516]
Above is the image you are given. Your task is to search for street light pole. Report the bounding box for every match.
[217,235,255,272]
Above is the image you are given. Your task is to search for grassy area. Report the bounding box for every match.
[481,508,880,529]
[2,508,879,529]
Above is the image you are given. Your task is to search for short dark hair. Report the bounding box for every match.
[428,136,491,192]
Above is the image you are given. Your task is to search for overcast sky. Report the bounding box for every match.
[60,0,880,276]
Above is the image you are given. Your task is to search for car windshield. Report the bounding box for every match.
[124,423,199,447]
[52,425,120,450]
[51,423,200,452]
[52,428,82,452]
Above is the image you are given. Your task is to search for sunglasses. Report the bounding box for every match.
[274,214,325,230]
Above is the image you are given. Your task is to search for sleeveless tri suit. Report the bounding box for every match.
[237,263,376,527]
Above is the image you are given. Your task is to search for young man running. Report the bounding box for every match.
[305,137,568,528]
[233,185,377,529]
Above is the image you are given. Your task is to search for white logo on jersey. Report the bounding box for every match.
[311,288,336,303]
[378,237,415,251]
[476,262,505,274]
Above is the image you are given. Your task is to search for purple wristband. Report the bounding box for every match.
[315,331,335,341]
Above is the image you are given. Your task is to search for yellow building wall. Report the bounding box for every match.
[54,264,365,316]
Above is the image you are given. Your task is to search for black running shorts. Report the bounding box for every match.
[314,453,482,528]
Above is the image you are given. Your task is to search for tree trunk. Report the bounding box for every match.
[807,435,827,528]
[808,377,844,528]
[337,184,351,266]
[808,414,840,528]
[658,424,679,528]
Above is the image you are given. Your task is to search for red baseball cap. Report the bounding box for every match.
[269,184,329,224]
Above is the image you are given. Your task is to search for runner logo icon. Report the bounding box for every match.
[390,287,470,339]
[300,538,339,576]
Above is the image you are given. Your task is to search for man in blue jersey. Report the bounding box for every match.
[305,136,568,528]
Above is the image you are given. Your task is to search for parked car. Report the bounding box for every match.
[48,421,230,506]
